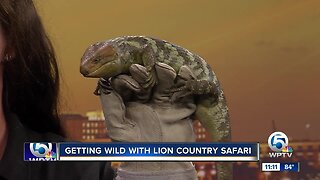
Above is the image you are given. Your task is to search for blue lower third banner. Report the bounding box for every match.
[24,142,259,161]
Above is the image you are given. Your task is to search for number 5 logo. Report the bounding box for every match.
[30,143,52,157]
[268,132,288,152]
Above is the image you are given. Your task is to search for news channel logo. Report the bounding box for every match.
[24,143,57,161]
[268,132,293,158]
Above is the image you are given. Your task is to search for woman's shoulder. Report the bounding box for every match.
[25,124,65,142]
[4,113,63,142]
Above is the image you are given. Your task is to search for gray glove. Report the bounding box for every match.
[99,62,197,143]
[98,63,198,179]
[98,62,232,180]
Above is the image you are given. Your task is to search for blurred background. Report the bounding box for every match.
[35,0,320,179]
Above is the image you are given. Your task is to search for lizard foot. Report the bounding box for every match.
[165,66,217,102]
[94,78,113,95]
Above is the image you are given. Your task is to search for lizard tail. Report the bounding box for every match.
[195,91,232,180]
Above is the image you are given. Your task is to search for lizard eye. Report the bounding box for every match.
[93,56,102,63]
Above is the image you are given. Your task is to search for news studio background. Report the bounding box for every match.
[33,1,320,180]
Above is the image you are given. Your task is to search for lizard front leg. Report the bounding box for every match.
[167,65,218,101]
[172,79,218,94]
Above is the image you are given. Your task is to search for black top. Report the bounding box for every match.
[0,114,114,180]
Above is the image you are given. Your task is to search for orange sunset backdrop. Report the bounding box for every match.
[35,0,320,142]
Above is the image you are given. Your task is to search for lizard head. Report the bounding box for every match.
[80,41,123,78]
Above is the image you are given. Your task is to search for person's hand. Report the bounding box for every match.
[97,63,232,179]
[97,63,198,176]
[97,62,197,143]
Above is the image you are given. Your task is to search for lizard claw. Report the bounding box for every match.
[94,78,113,95]
[166,80,195,102]
[164,86,187,93]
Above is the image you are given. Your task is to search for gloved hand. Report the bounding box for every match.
[98,62,198,143]
[98,62,198,179]
[98,63,232,180]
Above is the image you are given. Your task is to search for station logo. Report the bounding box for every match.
[268,132,293,158]
[24,143,57,161]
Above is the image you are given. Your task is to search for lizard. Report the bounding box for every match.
[80,36,232,180]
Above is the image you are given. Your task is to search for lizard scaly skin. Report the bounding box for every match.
[80,36,232,180]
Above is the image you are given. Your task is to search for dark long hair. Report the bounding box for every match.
[0,0,64,136]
